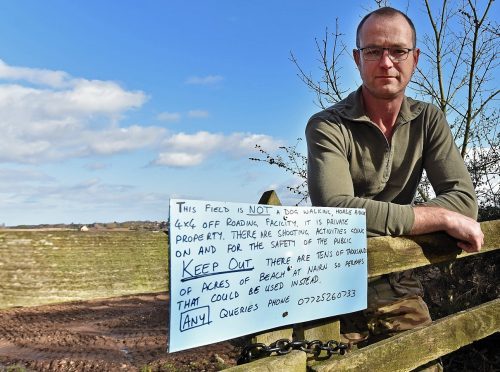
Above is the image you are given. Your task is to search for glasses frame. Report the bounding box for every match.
[357,47,415,62]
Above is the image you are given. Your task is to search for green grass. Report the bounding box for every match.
[3,364,28,372]
[0,230,169,309]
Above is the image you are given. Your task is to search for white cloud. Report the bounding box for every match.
[156,109,209,121]
[0,66,146,116]
[59,79,146,114]
[164,131,223,152]
[154,152,205,167]
[0,60,153,163]
[153,131,282,168]
[185,75,223,85]
[83,125,165,155]
[0,60,284,171]
[227,133,280,155]
[0,167,53,186]
[187,110,210,118]
[0,175,170,224]
[0,59,70,88]
[157,111,181,122]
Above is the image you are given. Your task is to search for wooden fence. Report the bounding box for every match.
[0,191,498,371]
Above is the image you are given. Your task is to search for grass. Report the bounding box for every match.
[0,230,169,309]
[2,364,28,372]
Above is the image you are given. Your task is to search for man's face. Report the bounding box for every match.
[354,14,419,100]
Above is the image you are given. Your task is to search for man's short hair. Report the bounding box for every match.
[356,7,417,48]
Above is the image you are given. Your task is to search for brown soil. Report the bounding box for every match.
[0,293,243,372]
[1,287,497,371]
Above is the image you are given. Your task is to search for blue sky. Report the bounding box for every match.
[0,0,492,225]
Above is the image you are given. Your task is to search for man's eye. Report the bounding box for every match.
[391,48,407,56]
[365,48,381,56]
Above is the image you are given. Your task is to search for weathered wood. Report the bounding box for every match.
[252,190,294,344]
[293,317,341,359]
[298,317,340,342]
[310,298,500,372]
[251,326,295,345]
[258,190,282,206]
[224,350,306,372]
[0,230,168,309]
[367,219,500,278]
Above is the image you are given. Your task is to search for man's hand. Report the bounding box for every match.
[411,206,484,253]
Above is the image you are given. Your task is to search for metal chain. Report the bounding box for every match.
[237,338,349,364]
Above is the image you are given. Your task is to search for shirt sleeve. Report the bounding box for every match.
[419,107,478,219]
[305,116,415,237]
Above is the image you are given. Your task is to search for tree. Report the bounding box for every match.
[288,19,349,109]
[250,139,308,204]
[253,0,499,216]
[412,0,499,214]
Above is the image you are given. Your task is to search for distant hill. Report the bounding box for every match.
[4,221,168,232]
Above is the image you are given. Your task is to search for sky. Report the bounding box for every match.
[0,0,495,226]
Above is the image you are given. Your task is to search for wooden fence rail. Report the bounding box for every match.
[311,298,499,372]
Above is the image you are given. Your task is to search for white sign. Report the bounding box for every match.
[168,199,367,352]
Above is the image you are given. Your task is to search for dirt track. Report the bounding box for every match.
[1,290,498,371]
[0,293,242,371]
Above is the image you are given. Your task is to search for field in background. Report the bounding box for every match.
[0,230,168,309]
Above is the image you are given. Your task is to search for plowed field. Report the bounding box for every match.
[0,292,242,371]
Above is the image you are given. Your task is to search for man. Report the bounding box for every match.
[305,5,484,365]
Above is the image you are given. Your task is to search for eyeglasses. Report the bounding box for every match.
[357,47,415,62]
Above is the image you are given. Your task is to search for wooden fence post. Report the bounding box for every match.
[252,190,294,345]
[252,191,341,349]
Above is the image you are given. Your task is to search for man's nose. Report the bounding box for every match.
[378,49,393,68]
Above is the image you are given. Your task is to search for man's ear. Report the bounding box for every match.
[353,49,361,68]
[412,48,420,69]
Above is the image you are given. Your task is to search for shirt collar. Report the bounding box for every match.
[330,86,425,124]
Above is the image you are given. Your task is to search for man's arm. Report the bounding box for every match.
[411,206,483,252]
[411,106,483,252]
[306,105,483,250]
[417,106,478,218]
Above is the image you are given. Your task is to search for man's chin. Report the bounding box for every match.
[365,86,404,100]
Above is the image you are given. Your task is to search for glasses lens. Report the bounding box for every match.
[363,48,382,60]
[389,48,410,61]
[361,47,410,61]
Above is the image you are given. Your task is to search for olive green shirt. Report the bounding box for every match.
[306,87,478,237]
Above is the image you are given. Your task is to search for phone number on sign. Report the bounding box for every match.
[297,289,356,305]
